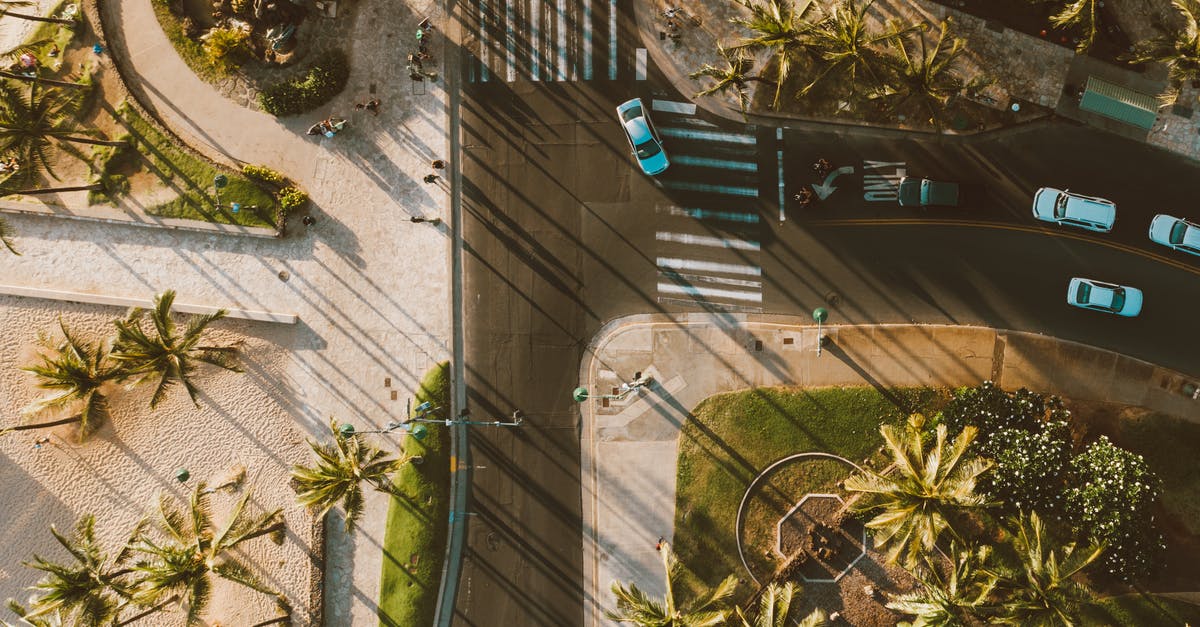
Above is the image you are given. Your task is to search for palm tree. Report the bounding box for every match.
[0,1,76,24]
[799,0,922,99]
[1043,0,1100,53]
[13,515,144,626]
[886,543,998,626]
[876,18,967,129]
[733,582,827,627]
[4,320,125,439]
[1125,0,1200,105]
[291,418,410,532]
[690,44,777,113]
[605,542,739,626]
[0,215,17,254]
[129,485,285,624]
[110,290,242,409]
[986,512,1102,626]
[0,81,124,190]
[730,0,812,109]
[843,418,993,567]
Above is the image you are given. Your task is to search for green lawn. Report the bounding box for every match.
[377,363,452,627]
[149,0,224,82]
[673,386,947,598]
[107,102,278,227]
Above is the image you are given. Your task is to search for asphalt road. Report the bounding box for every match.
[452,25,1200,627]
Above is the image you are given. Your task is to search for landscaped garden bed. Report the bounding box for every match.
[673,383,1200,625]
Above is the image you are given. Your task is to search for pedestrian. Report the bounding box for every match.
[655,536,665,551]
[794,188,814,207]
[423,174,439,183]
[410,216,428,223]
[365,98,381,115]
[302,215,316,226]
[355,102,365,111]
[431,159,446,170]
[813,158,832,177]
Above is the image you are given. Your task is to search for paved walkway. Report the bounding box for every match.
[2,0,453,624]
[579,313,1200,626]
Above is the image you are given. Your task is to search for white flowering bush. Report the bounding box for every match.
[1063,436,1164,581]
[940,381,1071,447]
[978,421,1072,518]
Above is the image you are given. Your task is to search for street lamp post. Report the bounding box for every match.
[337,402,524,437]
[213,174,228,208]
[812,307,829,356]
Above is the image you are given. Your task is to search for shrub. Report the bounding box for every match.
[978,421,1072,518]
[1064,436,1164,581]
[243,164,286,185]
[258,51,350,117]
[939,381,1071,448]
[203,27,251,73]
[277,186,308,216]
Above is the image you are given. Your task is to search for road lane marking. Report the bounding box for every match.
[652,100,697,114]
[661,180,758,197]
[656,296,764,313]
[555,0,568,80]
[609,0,617,79]
[657,283,763,302]
[661,127,756,144]
[776,128,785,223]
[657,206,760,223]
[656,232,760,250]
[657,257,762,276]
[531,0,542,80]
[659,270,762,289]
[478,0,490,81]
[505,0,516,82]
[635,48,647,80]
[582,0,593,80]
[672,155,757,172]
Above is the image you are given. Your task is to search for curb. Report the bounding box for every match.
[0,200,281,239]
[0,284,299,324]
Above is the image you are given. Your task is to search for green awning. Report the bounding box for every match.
[1079,76,1159,129]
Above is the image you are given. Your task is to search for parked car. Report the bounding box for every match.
[616,98,668,176]
[1032,188,1116,232]
[1148,214,1200,257]
[898,176,960,207]
[1066,277,1143,317]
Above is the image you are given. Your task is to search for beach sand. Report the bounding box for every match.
[0,296,320,625]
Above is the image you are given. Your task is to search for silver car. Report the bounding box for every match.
[1149,214,1200,257]
[1032,188,1116,232]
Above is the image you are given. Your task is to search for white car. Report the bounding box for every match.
[1149,214,1200,257]
[1067,278,1143,317]
[616,98,669,176]
[1032,188,1116,232]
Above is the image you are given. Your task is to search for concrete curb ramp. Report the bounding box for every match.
[0,284,298,324]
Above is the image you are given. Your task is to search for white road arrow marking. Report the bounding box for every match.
[811,166,855,200]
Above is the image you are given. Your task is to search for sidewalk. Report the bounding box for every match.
[579,313,1200,626]
[636,0,1200,161]
[0,0,456,624]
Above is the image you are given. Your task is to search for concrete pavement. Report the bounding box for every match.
[579,313,1200,626]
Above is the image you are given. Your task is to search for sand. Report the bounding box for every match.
[0,296,320,625]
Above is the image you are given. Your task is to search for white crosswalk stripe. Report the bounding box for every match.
[467,0,623,82]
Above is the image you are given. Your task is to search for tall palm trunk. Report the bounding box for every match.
[3,414,81,431]
[4,183,104,195]
[0,70,87,89]
[0,10,74,24]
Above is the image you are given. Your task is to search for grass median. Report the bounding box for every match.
[377,362,451,627]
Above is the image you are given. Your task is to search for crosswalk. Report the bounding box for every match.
[650,101,767,312]
[464,0,624,82]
